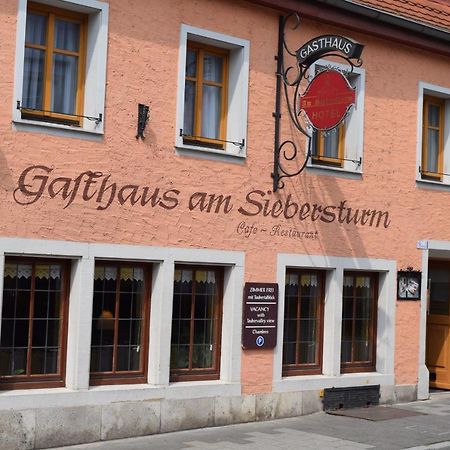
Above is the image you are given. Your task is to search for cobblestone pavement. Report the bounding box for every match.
[51,392,450,450]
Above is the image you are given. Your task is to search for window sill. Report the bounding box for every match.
[12,118,104,140]
[175,143,246,164]
[306,163,362,179]
[416,177,450,191]
[273,372,394,393]
[0,380,241,410]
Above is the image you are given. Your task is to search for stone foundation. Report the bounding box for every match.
[0,385,418,449]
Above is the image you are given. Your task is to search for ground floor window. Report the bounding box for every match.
[90,262,151,385]
[170,266,223,382]
[282,270,325,376]
[0,258,69,389]
[341,272,378,373]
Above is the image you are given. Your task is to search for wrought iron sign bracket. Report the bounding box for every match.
[272,14,364,191]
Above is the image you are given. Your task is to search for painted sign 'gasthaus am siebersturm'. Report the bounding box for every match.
[0,0,450,447]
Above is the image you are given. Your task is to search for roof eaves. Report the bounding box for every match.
[321,0,450,41]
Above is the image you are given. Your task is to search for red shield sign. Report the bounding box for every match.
[299,69,356,131]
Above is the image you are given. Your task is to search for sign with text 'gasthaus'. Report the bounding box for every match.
[296,35,363,66]
[242,282,278,349]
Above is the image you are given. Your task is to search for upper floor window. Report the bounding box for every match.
[13,0,108,134]
[308,61,365,174]
[21,3,87,126]
[176,25,249,158]
[90,263,151,385]
[417,83,450,186]
[421,96,444,180]
[183,43,229,149]
[0,259,69,389]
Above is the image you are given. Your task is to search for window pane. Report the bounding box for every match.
[32,319,60,347]
[284,319,297,342]
[427,129,439,173]
[299,342,316,364]
[2,291,17,318]
[201,85,221,139]
[429,268,450,315]
[428,104,440,127]
[34,291,50,318]
[193,344,212,368]
[0,349,13,376]
[171,345,189,369]
[355,297,371,320]
[322,128,339,158]
[354,319,370,341]
[283,343,296,365]
[54,19,80,52]
[14,320,30,347]
[0,320,14,347]
[183,80,196,136]
[52,54,78,115]
[98,346,113,372]
[116,346,130,372]
[203,54,223,82]
[26,13,47,45]
[284,294,297,319]
[354,341,370,362]
[22,48,45,110]
[341,340,352,363]
[186,49,197,77]
[300,295,318,319]
[13,349,28,376]
[119,293,132,319]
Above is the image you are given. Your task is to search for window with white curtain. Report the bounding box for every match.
[176,25,249,158]
[183,43,228,148]
[421,96,444,180]
[13,0,108,134]
[21,4,86,126]
[417,83,450,186]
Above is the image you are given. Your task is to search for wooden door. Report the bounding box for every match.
[426,261,450,389]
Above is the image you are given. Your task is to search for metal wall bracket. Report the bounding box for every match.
[272,14,364,191]
[136,103,150,139]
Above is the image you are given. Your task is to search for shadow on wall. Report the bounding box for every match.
[0,150,14,197]
[270,133,376,261]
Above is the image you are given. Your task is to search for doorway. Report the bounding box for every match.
[426,260,450,389]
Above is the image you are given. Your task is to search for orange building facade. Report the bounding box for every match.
[1,0,450,447]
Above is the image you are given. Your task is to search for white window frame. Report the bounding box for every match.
[416,82,450,188]
[273,254,396,393]
[307,59,365,175]
[0,238,243,409]
[12,0,109,136]
[175,24,249,159]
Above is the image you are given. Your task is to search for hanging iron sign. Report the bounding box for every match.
[271,14,365,191]
[296,35,364,66]
[299,69,356,131]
